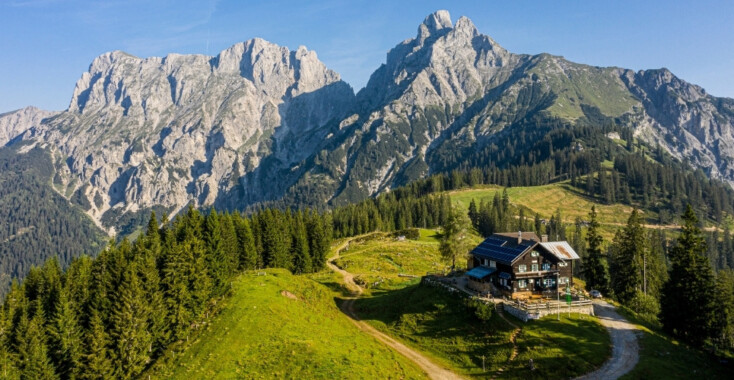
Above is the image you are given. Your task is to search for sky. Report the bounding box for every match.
[1,0,733,113]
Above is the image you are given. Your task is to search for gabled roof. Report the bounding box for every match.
[539,241,581,260]
[470,233,537,265]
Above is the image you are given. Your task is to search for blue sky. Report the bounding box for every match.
[1,0,733,113]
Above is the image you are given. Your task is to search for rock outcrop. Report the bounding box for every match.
[0,106,58,146]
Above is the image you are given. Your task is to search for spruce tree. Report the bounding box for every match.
[660,205,717,347]
[82,310,112,379]
[291,212,313,274]
[16,308,57,379]
[609,209,644,304]
[712,270,734,350]
[583,206,610,294]
[110,266,151,379]
[233,214,258,270]
[48,286,83,379]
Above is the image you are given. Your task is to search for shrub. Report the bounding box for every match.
[464,298,494,322]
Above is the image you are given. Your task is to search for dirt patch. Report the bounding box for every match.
[280,290,298,300]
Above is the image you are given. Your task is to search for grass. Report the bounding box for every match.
[147,269,426,379]
[353,282,516,377]
[447,183,652,239]
[332,231,482,291]
[614,306,732,380]
[338,233,612,378]
[505,313,611,379]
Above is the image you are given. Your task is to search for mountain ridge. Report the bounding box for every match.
[1,10,733,231]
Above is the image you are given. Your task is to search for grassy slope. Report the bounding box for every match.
[448,183,647,239]
[615,307,731,380]
[354,282,516,377]
[332,230,482,290]
[336,234,610,378]
[148,269,426,379]
[506,313,610,379]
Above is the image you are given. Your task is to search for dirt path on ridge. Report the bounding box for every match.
[327,237,464,380]
[575,301,639,380]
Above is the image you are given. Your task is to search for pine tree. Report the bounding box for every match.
[110,266,151,379]
[610,209,644,304]
[660,205,717,347]
[48,286,83,379]
[583,206,610,294]
[440,203,473,270]
[0,307,19,380]
[712,270,734,350]
[291,213,313,274]
[16,308,57,379]
[233,215,258,270]
[82,310,112,379]
[161,233,192,341]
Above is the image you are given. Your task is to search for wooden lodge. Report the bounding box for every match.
[465,232,580,299]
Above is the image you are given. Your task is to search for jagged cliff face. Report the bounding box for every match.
[3,10,734,229]
[7,39,354,230]
[0,107,58,146]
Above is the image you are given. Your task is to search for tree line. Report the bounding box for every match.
[0,206,332,379]
[583,205,734,352]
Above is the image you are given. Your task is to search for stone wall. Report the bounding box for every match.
[503,301,594,322]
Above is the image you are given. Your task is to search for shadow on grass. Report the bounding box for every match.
[339,283,516,375]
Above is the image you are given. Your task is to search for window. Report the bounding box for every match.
[559,262,568,267]
[542,263,551,271]
[531,264,539,272]
[490,260,496,268]
[560,277,569,284]
[531,251,539,257]
[544,278,556,287]
[483,258,488,266]
[518,264,527,273]
[518,279,527,288]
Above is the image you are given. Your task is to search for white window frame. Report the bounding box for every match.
[518,279,527,288]
[531,250,539,257]
[490,260,496,268]
[531,263,539,272]
[518,264,527,273]
[542,262,551,271]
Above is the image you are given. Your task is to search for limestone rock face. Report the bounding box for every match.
[5,10,734,228]
[0,107,58,146]
[17,39,354,227]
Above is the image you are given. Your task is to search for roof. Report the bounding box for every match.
[539,241,581,260]
[498,272,512,280]
[466,266,496,280]
[470,233,536,265]
[494,231,540,242]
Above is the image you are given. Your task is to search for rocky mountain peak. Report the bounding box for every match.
[418,10,453,39]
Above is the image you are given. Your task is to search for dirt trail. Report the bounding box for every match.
[490,305,521,379]
[327,237,464,380]
[575,301,639,380]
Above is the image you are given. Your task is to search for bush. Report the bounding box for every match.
[394,228,420,240]
[628,290,660,318]
[464,298,493,322]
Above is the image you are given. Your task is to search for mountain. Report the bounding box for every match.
[4,40,354,233]
[3,10,734,230]
[284,10,734,206]
[0,106,58,146]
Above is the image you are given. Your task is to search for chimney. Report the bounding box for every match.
[541,234,548,242]
[518,231,522,244]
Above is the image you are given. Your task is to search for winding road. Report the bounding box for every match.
[326,238,464,380]
[575,301,639,380]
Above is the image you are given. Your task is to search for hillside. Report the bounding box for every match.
[146,268,425,379]
[0,143,105,295]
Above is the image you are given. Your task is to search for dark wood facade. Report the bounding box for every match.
[467,232,579,299]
